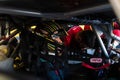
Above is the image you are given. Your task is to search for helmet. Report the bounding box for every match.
[36,21,67,38]
[84,25,92,30]
[113,29,120,37]
[113,22,120,29]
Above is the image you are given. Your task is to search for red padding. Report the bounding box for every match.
[82,62,110,70]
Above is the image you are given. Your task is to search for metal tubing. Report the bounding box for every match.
[0,3,111,19]
[92,24,109,58]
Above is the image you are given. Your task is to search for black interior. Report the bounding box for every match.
[0,1,119,80]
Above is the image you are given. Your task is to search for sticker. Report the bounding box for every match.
[90,58,102,63]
